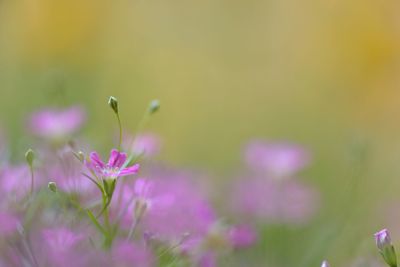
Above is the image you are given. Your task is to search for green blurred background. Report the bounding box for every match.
[1,0,400,266]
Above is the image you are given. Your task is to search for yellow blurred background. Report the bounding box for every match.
[1,0,400,265]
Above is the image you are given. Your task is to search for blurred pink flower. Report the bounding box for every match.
[42,227,84,250]
[123,133,162,157]
[37,227,89,267]
[43,147,95,196]
[198,252,217,267]
[228,224,257,249]
[112,240,153,267]
[28,106,86,140]
[0,165,36,204]
[118,173,216,246]
[244,141,311,178]
[231,177,318,225]
[0,212,19,237]
[86,149,140,179]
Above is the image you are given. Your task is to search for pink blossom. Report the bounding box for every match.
[118,173,216,246]
[231,177,318,224]
[228,224,257,249]
[0,165,37,204]
[86,149,140,179]
[244,141,311,177]
[28,106,86,140]
[36,227,88,267]
[123,133,162,157]
[0,212,19,237]
[112,240,153,267]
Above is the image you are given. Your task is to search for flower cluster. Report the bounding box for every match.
[0,97,322,267]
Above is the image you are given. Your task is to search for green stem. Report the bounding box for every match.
[29,166,34,196]
[125,111,150,154]
[102,194,114,249]
[116,113,122,151]
[127,216,141,241]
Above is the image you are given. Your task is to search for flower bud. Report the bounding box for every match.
[48,182,58,193]
[148,99,160,114]
[375,229,397,267]
[108,96,119,114]
[25,149,35,166]
[321,260,330,267]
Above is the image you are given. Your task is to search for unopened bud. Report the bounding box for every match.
[108,96,119,114]
[148,99,160,114]
[25,149,35,166]
[375,229,397,267]
[48,182,58,193]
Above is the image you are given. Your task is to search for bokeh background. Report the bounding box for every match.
[1,0,400,266]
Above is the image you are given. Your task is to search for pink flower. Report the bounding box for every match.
[0,212,19,237]
[112,240,153,267]
[228,224,257,249]
[43,147,95,196]
[42,228,84,250]
[28,106,86,140]
[231,177,318,225]
[198,252,217,267]
[0,165,40,205]
[123,133,162,157]
[86,149,140,179]
[244,141,311,177]
[118,172,216,246]
[35,227,89,267]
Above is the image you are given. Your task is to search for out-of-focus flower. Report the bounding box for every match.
[231,140,318,225]
[244,141,311,178]
[119,173,216,246]
[375,229,397,267]
[228,224,257,249]
[231,177,318,225]
[28,106,86,140]
[0,165,38,205]
[0,212,19,237]
[86,149,140,179]
[43,147,95,197]
[42,227,84,250]
[321,260,330,267]
[37,227,88,267]
[198,251,217,267]
[112,240,153,267]
[123,133,162,158]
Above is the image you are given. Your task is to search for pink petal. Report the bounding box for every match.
[119,164,140,177]
[90,152,105,168]
[108,149,127,168]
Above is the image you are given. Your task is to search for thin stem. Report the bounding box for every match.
[116,113,122,151]
[127,216,141,241]
[103,195,111,231]
[125,111,150,154]
[102,193,115,249]
[29,166,34,196]
[157,237,187,259]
